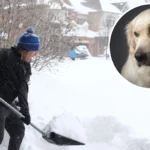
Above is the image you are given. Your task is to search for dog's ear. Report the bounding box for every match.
[125,22,136,56]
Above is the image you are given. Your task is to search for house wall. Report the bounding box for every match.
[88,11,120,30]
[77,13,88,25]
[101,11,120,27]
[88,11,101,31]
[68,10,77,21]
[89,37,105,56]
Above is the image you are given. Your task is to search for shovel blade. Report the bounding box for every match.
[42,132,85,146]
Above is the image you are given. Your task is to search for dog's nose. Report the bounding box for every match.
[135,52,147,62]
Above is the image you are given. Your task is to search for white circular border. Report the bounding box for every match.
[107,3,150,88]
[108,3,150,61]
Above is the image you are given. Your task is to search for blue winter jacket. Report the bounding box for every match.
[69,49,76,59]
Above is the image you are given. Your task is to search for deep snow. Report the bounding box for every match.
[43,112,86,144]
[1,57,150,150]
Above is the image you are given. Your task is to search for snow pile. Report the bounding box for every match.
[84,116,131,143]
[43,112,86,144]
[81,116,150,150]
[75,45,92,58]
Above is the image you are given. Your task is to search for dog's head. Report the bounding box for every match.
[126,9,150,66]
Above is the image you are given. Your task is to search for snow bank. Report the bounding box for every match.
[43,113,86,144]
[68,115,150,150]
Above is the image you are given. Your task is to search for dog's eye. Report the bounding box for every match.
[148,26,150,36]
[134,32,140,37]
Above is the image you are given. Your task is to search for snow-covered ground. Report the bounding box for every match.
[2,57,150,150]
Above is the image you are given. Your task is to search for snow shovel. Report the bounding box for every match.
[0,97,85,146]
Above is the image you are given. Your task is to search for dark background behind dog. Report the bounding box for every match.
[110,5,150,73]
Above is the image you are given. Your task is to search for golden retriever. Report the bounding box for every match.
[121,9,150,88]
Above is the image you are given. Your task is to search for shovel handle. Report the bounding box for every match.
[30,122,46,136]
[0,97,24,118]
[0,97,46,136]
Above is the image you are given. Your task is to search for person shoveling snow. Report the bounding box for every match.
[0,26,85,150]
[0,26,40,150]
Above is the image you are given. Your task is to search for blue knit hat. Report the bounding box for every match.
[17,27,40,51]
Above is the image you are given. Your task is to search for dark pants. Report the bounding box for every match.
[0,104,25,150]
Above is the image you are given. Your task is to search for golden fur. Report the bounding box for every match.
[121,9,150,88]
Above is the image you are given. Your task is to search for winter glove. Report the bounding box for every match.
[20,112,31,125]
[12,99,21,111]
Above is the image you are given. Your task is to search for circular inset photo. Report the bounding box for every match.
[110,4,150,88]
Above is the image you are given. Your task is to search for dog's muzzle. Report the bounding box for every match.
[135,51,150,66]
